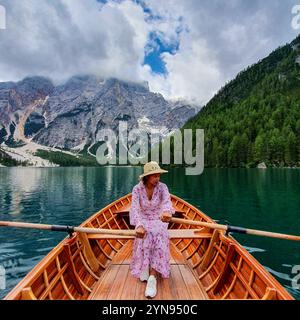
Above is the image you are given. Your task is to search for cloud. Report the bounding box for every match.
[141,34,223,105]
[0,0,298,105]
[0,0,148,83]
[140,0,298,104]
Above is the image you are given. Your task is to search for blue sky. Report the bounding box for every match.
[0,0,299,104]
[134,0,181,74]
[144,31,180,74]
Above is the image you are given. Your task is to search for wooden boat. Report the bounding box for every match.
[4,193,294,300]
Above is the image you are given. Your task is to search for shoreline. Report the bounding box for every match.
[0,164,299,169]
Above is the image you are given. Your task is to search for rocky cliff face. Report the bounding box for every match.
[0,76,54,145]
[0,75,197,151]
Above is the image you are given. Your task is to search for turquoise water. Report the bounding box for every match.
[0,167,299,299]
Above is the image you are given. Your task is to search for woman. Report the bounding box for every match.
[129,161,175,298]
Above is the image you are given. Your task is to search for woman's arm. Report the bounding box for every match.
[129,186,145,238]
[160,183,175,222]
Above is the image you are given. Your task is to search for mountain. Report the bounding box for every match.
[0,75,196,158]
[180,34,300,168]
[0,76,54,146]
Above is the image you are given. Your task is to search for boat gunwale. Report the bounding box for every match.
[168,194,294,300]
[4,195,131,300]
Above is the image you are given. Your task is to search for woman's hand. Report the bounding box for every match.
[161,212,172,223]
[135,226,146,238]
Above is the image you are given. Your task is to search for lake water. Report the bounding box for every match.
[0,167,299,299]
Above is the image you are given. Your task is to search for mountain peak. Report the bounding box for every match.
[0,74,195,152]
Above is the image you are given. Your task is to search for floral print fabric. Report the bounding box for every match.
[129,181,175,278]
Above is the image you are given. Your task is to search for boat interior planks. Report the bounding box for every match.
[89,241,209,300]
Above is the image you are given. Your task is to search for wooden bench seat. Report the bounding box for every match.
[87,229,212,240]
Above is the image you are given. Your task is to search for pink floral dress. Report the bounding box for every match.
[129,181,175,278]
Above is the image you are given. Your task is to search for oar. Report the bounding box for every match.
[170,217,300,242]
[0,220,136,237]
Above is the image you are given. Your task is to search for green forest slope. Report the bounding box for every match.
[182,35,300,168]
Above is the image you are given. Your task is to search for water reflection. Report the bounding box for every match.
[0,168,42,216]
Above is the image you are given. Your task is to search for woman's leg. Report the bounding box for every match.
[149,268,158,277]
[145,267,158,298]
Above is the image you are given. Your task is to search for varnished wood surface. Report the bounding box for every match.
[89,241,209,300]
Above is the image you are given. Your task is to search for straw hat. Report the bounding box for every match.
[139,161,168,180]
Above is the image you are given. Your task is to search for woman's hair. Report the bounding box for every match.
[142,173,161,184]
[142,176,149,184]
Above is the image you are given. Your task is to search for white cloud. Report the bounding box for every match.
[137,0,225,104]
[0,0,298,106]
[140,33,223,105]
[162,37,223,104]
[0,0,148,83]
